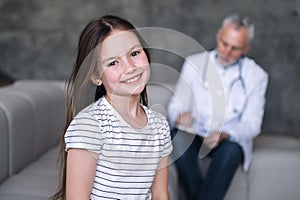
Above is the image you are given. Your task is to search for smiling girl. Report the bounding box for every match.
[51,15,172,200]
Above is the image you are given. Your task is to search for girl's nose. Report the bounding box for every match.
[122,57,136,74]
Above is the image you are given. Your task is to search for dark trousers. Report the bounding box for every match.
[171,128,244,200]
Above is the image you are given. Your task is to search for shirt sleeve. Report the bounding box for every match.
[64,111,103,154]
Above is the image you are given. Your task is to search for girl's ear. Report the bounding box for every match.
[91,75,102,86]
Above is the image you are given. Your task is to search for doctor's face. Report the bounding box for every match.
[216,23,250,66]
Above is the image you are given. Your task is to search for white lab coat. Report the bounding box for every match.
[167,50,268,171]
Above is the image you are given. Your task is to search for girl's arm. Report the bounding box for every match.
[66,148,98,200]
[151,156,169,200]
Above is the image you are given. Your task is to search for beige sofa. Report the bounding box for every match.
[0,80,299,200]
[0,80,65,200]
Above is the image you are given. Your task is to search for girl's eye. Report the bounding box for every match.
[131,50,141,57]
[108,61,118,67]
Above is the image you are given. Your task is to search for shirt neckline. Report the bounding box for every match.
[102,97,150,131]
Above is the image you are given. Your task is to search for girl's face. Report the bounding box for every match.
[98,30,150,99]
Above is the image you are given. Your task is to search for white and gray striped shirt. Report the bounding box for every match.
[65,97,173,200]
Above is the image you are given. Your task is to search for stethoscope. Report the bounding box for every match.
[202,53,248,119]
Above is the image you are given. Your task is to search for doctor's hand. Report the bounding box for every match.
[175,112,195,127]
[204,132,230,149]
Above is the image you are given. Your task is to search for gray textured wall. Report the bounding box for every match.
[0,0,299,135]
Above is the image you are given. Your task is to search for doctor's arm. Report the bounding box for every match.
[167,60,197,127]
[223,75,269,141]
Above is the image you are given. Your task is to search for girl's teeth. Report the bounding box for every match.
[126,75,139,83]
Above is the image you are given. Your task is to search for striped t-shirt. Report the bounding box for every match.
[65,97,173,200]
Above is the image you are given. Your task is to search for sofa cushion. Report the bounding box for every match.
[0,108,9,184]
[0,146,60,199]
[225,166,247,200]
[249,135,300,200]
[0,80,65,199]
[21,145,60,176]
[14,80,66,146]
[4,85,57,159]
[0,92,35,175]
[254,134,300,151]
[0,174,58,198]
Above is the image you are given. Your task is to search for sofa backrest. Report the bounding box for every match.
[147,83,175,117]
[0,108,9,184]
[0,80,66,181]
[13,80,66,148]
[0,91,35,176]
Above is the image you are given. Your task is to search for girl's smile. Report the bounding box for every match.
[122,74,142,84]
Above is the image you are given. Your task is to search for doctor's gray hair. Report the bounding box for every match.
[222,14,255,42]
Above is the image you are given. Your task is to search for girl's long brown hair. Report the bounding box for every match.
[50,15,150,200]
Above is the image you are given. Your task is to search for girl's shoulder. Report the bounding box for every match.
[73,97,112,123]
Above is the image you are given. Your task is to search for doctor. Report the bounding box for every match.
[167,14,268,200]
